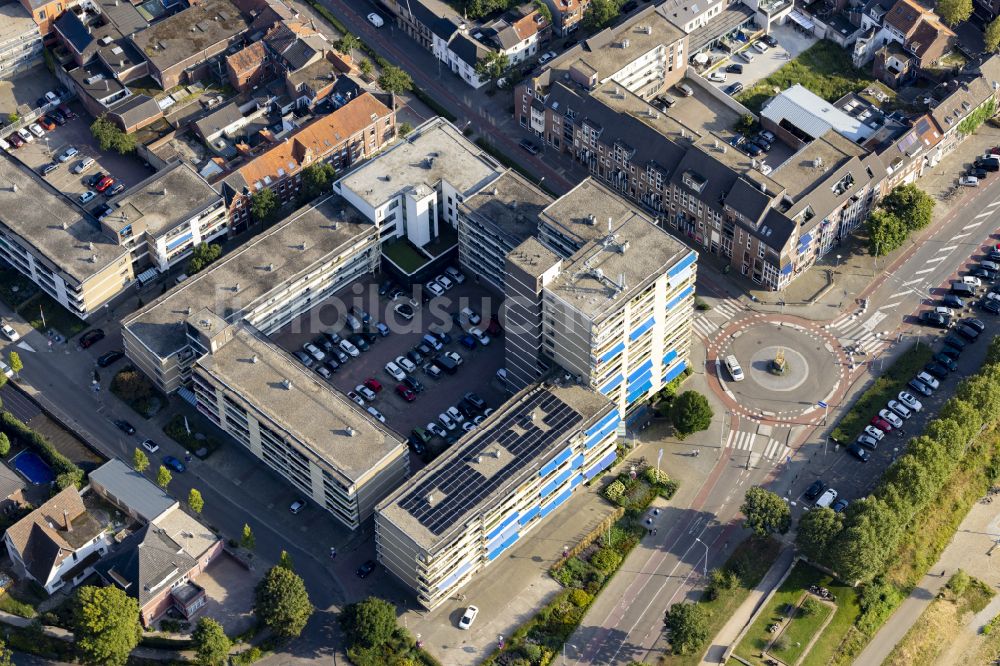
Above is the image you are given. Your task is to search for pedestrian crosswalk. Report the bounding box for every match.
[693,298,744,338]
[724,428,791,461]
[826,311,891,356]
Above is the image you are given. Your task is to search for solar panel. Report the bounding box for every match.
[398,391,582,535]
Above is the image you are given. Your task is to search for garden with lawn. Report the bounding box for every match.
[736,40,890,114]
[734,561,861,666]
[0,261,85,338]
[110,366,165,419]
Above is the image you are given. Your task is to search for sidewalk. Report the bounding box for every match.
[700,546,797,665]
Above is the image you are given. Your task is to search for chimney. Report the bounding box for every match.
[282,379,292,390]
[63,509,72,532]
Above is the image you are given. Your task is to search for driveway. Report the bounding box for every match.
[704,23,818,94]
[195,554,258,636]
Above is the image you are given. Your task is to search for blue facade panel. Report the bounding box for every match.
[627,378,653,404]
[586,410,620,437]
[662,349,677,366]
[486,512,520,541]
[540,468,572,498]
[570,453,585,471]
[663,359,688,384]
[627,358,653,383]
[539,487,572,519]
[519,506,540,526]
[600,374,624,395]
[166,231,194,251]
[584,450,617,479]
[666,285,694,311]
[600,341,626,363]
[586,413,621,448]
[668,250,697,278]
[437,560,474,589]
[629,316,655,341]
[539,445,574,477]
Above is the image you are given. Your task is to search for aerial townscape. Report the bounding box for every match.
[2,0,1000,662]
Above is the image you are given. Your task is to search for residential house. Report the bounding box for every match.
[284,52,354,109]
[130,0,251,89]
[927,55,1000,161]
[659,0,757,55]
[0,2,44,79]
[219,91,395,231]
[853,0,954,74]
[381,0,461,51]
[18,0,70,42]
[4,486,111,594]
[262,19,329,73]
[540,0,589,35]
[0,462,27,516]
[480,4,551,67]
[226,41,271,93]
[89,458,177,523]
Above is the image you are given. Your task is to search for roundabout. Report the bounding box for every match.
[707,314,850,424]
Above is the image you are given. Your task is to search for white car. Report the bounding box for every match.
[463,421,476,432]
[141,439,160,453]
[367,406,386,423]
[707,71,727,82]
[934,305,954,317]
[303,342,325,362]
[73,157,95,173]
[461,307,482,325]
[45,91,59,105]
[447,406,466,424]
[915,372,940,390]
[355,384,377,402]
[470,327,491,345]
[17,128,32,143]
[339,339,360,357]
[538,51,557,65]
[445,351,464,366]
[863,425,885,441]
[897,391,922,412]
[878,409,903,429]
[427,422,447,438]
[752,41,769,53]
[348,391,366,407]
[437,275,454,291]
[0,360,12,379]
[0,323,19,341]
[396,355,417,373]
[815,488,838,509]
[57,146,78,163]
[445,266,466,284]
[439,412,457,431]
[458,605,478,630]
[79,190,97,204]
[28,123,44,138]
[887,400,912,420]
[385,361,406,381]
[367,12,384,27]
[426,281,445,297]
[960,175,980,187]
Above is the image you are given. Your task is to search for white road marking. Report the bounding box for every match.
[937,245,959,253]
[974,212,991,220]
[953,232,970,240]
[914,267,935,275]
[889,291,910,299]
[902,278,924,286]
[880,301,902,310]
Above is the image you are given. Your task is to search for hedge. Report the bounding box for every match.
[0,411,83,489]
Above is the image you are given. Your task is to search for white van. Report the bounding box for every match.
[725,355,744,381]
[815,488,838,509]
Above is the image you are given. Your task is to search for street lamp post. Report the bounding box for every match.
[561,643,578,665]
[836,254,842,270]
[694,537,709,577]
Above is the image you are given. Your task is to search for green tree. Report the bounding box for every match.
[534,0,553,23]
[378,65,413,94]
[736,113,755,136]
[583,0,622,31]
[7,112,18,124]
[0,433,9,457]
[399,121,414,138]
[90,115,136,154]
[936,0,972,25]
[669,390,714,439]
[255,565,313,638]
[881,184,934,232]
[241,523,255,551]
[336,33,362,58]
[475,51,510,82]
[192,617,231,666]
[341,597,396,648]
[796,507,843,563]
[7,351,21,378]
[279,549,294,570]
[830,496,902,583]
[188,488,204,514]
[132,447,149,473]
[73,585,142,666]
[300,162,337,202]
[866,209,906,256]
[987,16,1000,52]
[186,242,222,275]
[740,486,791,537]
[663,601,709,655]
[358,59,374,79]
[250,188,279,226]
[156,465,172,489]
[0,639,11,666]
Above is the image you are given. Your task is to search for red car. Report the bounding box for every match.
[395,384,416,402]
[38,116,56,131]
[486,315,503,337]
[8,133,24,148]
[870,415,893,432]
[95,176,115,192]
[363,378,382,393]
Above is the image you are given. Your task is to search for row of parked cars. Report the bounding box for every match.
[0,96,75,151]
[960,151,1000,187]
[730,129,777,160]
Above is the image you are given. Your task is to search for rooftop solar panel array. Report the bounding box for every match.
[399,391,582,535]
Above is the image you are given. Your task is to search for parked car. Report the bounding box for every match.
[366,406,386,423]
[385,361,406,381]
[815,488,838,508]
[726,63,744,73]
[107,182,125,196]
[458,606,479,630]
[356,560,377,578]
[831,498,849,513]
[72,157,94,173]
[289,500,306,514]
[38,116,55,131]
[707,71,727,82]
[28,123,44,138]
[942,294,965,309]
[394,303,415,320]
[725,82,744,95]
[847,442,871,462]
[113,419,136,435]
[444,351,464,366]
[97,350,124,367]
[78,190,97,204]
[897,391,923,412]
[863,425,885,441]
[445,266,466,284]
[7,133,24,148]
[79,329,105,348]
[857,434,879,450]
[162,455,186,473]
[907,378,933,397]
[339,339,360,357]
[923,362,949,380]
[439,412,457,431]
[538,51,557,65]
[396,384,417,402]
[303,342,325,362]
[141,439,160,453]
[752,40,769,53]
[932,352,958,371]
[519,138,540,155]
[738,50,755,63]
[0,322,19,341]
[367,12,384,26]
[804,480,825,500]
[878,409,903,429]
[960,175,980,186]
[762,34,778,47]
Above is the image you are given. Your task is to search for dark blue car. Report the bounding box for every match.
[162,455,186,473]
[459,334,477,350]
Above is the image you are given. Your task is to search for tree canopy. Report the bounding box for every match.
[669,390,714,438]
[740,486,791,537]
[378,65,413,95]
[133,447,149,473]
[300,162,337,202]
[73,585,142,666]
[936,0,972,25]
[341,597,397,649]
[583,0,622,31]
[90,115,136,154]
[664,601,709,655]
[192,617,231,666]
[250,188,279,225]
[186,242,222,275]
[475,51,510,81]
[987,16,1000,52]
[156,465,172,489]
[796,507,843,562]
[188,488,204,514]
[255,565,313,638]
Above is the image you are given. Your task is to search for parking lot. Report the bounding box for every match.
[703,23,817,96]
[3,100,153,214]
[271,269,509,459]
